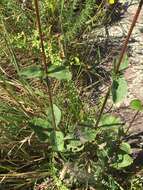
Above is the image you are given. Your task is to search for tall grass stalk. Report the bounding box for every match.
[33,0,56,131]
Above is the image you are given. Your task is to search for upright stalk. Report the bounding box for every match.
[33,0,56,131]
[95,0,143,127]
[125,110,140,134]
[115,0,143,74]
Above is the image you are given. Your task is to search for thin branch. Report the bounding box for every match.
[33,0,57,131]
[115,0,143,74]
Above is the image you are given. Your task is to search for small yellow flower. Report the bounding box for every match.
[108,0,115,5]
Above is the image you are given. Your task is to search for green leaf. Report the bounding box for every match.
[74,57,80,65]
[66,140,84,152]
[120,142,132,154]
[119,54,129,71]
[46,104,62,127]
[50,131,64,152]
[53,104,62,126]
[30,105,62,141]
[20,66,43,78]
[48,65,72,80]
[111,77,128,104]
[112,154,133,169]
[64,131,84,152]
[30,126,50,142]
[100,115,121,129]
[30,117,51,129]
[77,128,97,143]
[130,99,143,111]
[29,117,52,142]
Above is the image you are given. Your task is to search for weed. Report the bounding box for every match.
[0,0,143,190]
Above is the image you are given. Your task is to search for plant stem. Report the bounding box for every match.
[125,110,139,135]
[95,0,143,128]
[95,87,110,127]
[33,0,57,131]
[115,0,143,74]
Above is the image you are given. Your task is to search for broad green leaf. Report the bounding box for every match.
[20,66,43,78]
[120,142,132,154]
[81,128,97,142]
[130,99,143,111]
[119,54,129,71]
[30,117,51,128]
[65,131,85,152]
[30,126,49,142]
[100,115,121,129]
[66,140,84,152]
[76,128,97,143]
[46,104,62,127]
[48,65,72,80]
[112,154,133,169]
[50,131,64,152]
[111,77,128,104]
[30,117,52,142]
[64,134,74,140]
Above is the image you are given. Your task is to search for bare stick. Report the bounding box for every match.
[34,0,56,130]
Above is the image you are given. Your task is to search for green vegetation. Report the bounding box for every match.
[0,0,143,189]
